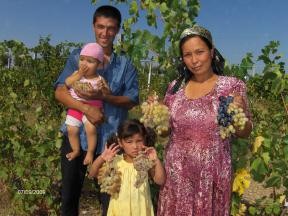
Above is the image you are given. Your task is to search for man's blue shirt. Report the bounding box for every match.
[54,48,139,154]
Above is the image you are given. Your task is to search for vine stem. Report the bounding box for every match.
[280,93,288,116]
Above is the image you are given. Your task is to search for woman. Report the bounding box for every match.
[157,25,252,216]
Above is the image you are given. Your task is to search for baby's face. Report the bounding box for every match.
[79,55,100,76]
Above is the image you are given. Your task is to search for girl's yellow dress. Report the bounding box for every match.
[107,155,154,216]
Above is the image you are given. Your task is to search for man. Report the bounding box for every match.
[54,5,139,216]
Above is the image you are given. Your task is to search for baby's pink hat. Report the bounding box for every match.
[80,43,104,62]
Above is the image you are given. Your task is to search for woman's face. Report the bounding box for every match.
[181,36,214,76]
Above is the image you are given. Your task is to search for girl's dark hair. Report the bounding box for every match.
[117,119,156,147]
[171,34,224,94]
[93,5,122,27]
[144,127,157,147]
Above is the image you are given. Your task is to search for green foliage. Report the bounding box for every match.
[229,41,288,215]
[0,38,80,215]
[224,53,254,80]
[245,198,282,215]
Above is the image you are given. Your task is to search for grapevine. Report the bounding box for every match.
[217,95,249,139]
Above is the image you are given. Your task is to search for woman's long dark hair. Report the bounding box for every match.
[170,35,225,94]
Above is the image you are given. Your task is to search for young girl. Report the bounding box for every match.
[89,119,166,216]
[65,42,110,165]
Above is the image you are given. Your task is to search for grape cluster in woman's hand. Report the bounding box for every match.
[140,92,169,135]
[217,95,248,139]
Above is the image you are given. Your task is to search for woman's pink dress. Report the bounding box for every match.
[157,76,251,216]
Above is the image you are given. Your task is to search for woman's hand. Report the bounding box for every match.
[231,94,253,138]
[101,143,120,162]
[146,92,159,104]
[146,95,156,104]
[232,94,246,110]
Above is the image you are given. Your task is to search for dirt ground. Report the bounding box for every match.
[242,180,285,203]
[0,179,101,216]
[1,179,287,216]
[0,181,12,216]
[79,178,102,216]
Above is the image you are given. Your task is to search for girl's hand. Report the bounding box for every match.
[78,65,89,76]
[144,147,158,161]
[101,143,120,162]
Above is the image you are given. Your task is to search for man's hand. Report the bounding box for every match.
[84,105,104,125]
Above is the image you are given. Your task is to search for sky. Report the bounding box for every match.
[0,0,287,70]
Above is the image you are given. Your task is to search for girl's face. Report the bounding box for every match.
[119,133,145,162]
[79,55,100,76]
[181,36,214,76]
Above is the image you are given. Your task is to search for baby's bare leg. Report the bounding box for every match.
[66,125,81,161]
[83,120,97,165]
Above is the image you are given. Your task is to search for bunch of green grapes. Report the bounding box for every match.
[72,81,92,92]
[140,93,169,135]
[217,96,248,139]
[227,103,248,130]
[97,157,121,197]
[133,151,155,188]
[219,125,236,140]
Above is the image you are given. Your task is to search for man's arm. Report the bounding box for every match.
[74,90,136,109]
[103,94,136,109]
[98,77,136,109]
